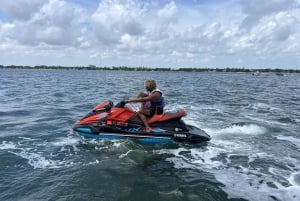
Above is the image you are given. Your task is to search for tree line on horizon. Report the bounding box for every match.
[0,65,299,73]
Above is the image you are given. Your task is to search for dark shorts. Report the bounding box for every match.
[150,107,163,116]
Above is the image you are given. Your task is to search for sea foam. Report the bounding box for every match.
[277,136,300,149]
[208,123,267,136]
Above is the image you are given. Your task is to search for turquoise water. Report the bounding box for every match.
[1,69,300,201]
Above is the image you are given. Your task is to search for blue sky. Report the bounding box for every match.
[0,0,299,69]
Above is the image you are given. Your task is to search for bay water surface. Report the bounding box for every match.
[1,69,300,201]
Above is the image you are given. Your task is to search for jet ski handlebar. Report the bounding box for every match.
[114,100,126,108]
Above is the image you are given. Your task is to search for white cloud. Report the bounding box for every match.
[0,0,299,68]
[157,1,178,25]
[0,0,87,46]
[91,0,145,44]
[241,0,296,29]
[0,0,44,21]
[0,23,15,39]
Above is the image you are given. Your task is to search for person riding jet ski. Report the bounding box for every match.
[124,79,165,132]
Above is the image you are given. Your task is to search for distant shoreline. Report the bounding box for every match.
[1,65,299,73]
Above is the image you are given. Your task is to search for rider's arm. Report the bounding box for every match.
[125,92,161,103]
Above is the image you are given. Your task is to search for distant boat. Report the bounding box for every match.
[276,73,285,76]
[252,71,260,76]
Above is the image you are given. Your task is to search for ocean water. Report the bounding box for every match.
[1,69,300,201]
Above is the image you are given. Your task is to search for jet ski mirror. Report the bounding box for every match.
[115,100,126,108]
[92,100,114,112]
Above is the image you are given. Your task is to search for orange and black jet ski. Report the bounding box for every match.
[73,100,210,143]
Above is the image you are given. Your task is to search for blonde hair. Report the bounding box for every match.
[144,80,157,91]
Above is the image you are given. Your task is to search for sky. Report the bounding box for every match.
[0,0,300,69]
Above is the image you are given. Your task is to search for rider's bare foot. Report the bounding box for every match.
[145,127,152,133]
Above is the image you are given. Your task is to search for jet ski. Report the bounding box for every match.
[73,100,211,143]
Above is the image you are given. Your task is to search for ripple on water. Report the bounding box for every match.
[1,69,300,201]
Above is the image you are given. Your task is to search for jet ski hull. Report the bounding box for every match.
[73,124,210,143]
[73,101,211,143]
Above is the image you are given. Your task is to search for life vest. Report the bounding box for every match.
[150,89,165,109]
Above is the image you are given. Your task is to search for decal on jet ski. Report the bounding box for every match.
[174,133,187,138]
[175,128,183,132]
[98,113,109,119]
[128,127,141,132]
[116,122,128,126]
[106,120,128,126]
